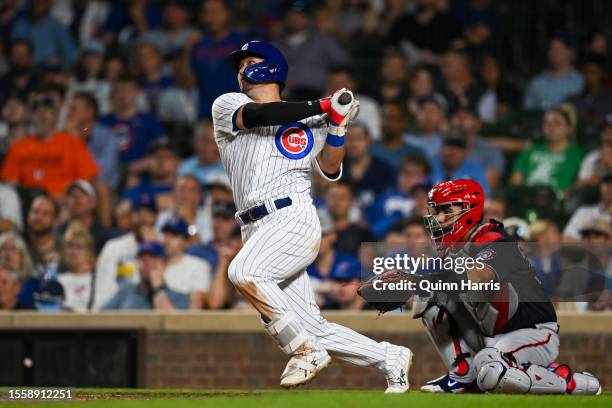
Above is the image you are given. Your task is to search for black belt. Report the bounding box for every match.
[238,197,293,224]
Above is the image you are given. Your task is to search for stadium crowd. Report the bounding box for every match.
[0,0,611,312]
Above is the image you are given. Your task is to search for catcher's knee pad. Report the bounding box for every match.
[263,310,308,355]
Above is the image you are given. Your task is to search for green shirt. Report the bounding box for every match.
[513,144,584,192]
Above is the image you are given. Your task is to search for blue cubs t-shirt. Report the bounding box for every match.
[99,112,164,163]
[307,252,362,282]
[191,31,250,118]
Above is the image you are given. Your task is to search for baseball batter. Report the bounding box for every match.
[211,40,413,392]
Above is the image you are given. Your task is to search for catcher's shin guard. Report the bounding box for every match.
[474,347,567,394]
[551,364,602,395]
[421,303,483,382]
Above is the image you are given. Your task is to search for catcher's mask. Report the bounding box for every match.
[423,179,484,250]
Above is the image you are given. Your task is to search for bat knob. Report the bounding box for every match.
[338,92,352,105]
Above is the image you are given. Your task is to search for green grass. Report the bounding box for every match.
[0,388,609,408]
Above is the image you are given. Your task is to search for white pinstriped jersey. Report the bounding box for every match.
[212,92,340,211]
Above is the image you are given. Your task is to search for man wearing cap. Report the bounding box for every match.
[102,241,189,310]
[56,180,116,254]
[524,34,584,110]
[161,216,212,308]
[563,171,612,241]
[123,137,180,211]
[93,195,159,310]
[430,131,490,194]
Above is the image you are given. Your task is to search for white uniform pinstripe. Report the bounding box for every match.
[212,92,404,375]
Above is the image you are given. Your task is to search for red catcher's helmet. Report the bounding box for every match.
[424,179,485,248]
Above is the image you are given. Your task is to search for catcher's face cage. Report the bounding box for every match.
[424,201,471,249]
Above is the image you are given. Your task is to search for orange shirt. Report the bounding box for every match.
[1,131,99,196]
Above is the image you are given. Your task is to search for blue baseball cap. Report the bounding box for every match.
[161,216,190,237]
[137,241,166,258]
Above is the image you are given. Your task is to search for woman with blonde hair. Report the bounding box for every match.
[58,222,96,312]
[0,231,37,308]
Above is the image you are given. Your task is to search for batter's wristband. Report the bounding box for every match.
[326,133,345,147]
[319,98,331,113]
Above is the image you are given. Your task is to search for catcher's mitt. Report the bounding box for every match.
[357,270,414,312]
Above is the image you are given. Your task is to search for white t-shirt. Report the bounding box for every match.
[164,254,212,294]
[562,204,611,239]
[58,272,93,312]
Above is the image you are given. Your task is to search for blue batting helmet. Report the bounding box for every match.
[228,41,288,88]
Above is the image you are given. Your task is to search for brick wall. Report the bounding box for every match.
[144,331,612,390]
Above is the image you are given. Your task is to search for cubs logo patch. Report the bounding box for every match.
[274,122,314,160]
[477,247,496,261]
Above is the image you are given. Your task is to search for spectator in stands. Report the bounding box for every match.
[182,0,248,118]
[0,183,22,232]
[342,123,395,209]
[406,181,431,219]
[161,216,212,308]
[346,9,384,97]
[57,222,95,312]
[11,0,77,64]
[123,138,179,212]
[527,219,562,296]
[325,181,375,257]
[99,74,164,168]
[136,43,174,113]
[102,241,189,310]
[386,0,462,64]
[578,116,612,186]
[203,172,234,207]
[451,0,498,58]
[431,132,490,194]
[451,105,505,189]
[177,120,225,185]
[94,194,159,310]
[68,41,111,115]
[477,54,522,122]
[563,171,612,241]
[484,196,507,222]
[511,108,584,194]
[65,91,119,224]
[205,224,243,309]
[307,209,363,310]
[373,102,425,170]
[103,53,128,83]
[324,65,382,141]
[155,174,209,244]
[139,0,195,59]
[187,201,238,273]
[56,180,115,254]
[523,34,584,110]
[406,65,435,117]
[0,231,36,308]
[367,154,431,239]
[377,49,409,104]
[0,94,30,158]
[566,53,612,133]
[0,264,31,310]
[439,49,484,114]
[102,0,162,47]
[25,195,60,278]
[275,1,349,100]
[404,94,447,163]
[1,91,99,197]
[0,40,37,107]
